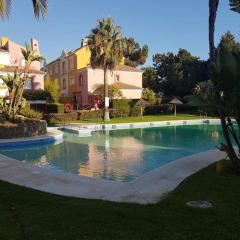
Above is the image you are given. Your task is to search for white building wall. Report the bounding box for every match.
[0,52,10,65]
[121,89,143,99]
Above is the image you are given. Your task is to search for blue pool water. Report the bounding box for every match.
[0,124,225,182]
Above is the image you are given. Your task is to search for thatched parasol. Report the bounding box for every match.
[136,99,151,117]
[169,97,183,116]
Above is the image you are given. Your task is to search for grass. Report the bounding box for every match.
[69,113,207,124]
[1,161,240,240]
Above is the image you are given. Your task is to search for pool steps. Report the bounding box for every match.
[60,119,221,137]
[0,128,63,147]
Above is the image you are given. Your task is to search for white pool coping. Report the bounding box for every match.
[0,149,227,204]
[0,128,63,145]
[60,118,221,137]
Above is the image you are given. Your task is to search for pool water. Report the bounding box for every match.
[0,124,225,182]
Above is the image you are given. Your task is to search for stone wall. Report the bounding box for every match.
[0,120,47,139]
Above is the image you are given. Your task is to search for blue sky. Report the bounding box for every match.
[1,0,239,66]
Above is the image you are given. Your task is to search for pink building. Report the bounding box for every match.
[43,40,143,109]
[73,65,143,107]
[0,36,44,97]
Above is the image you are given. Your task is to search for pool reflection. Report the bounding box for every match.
[0,125,226,182]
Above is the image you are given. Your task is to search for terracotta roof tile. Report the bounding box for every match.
[116,65,144,73]
[0,48,8,52]
[113,82,142,90]
[0,65,44,74]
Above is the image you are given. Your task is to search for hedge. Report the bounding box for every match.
[44,110,103,124]
[47,103,64,114]
[78,110,103,120]
[145,104,172,115]
[145,104,198,115]
[20,105,43,120]
[111,99,134,118]
[43,112,78,124]
[23,89,50,101]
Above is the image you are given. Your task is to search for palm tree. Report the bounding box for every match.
[209,0,219,61]
[0,0,47,19]
[0,43,44,119]
[229,0,240,13]
[87,18,125,121]
[16,42,45,106]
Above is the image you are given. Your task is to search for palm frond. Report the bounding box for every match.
[0,0,11,19]
[32,0,47,19]
[87,17,125,71]
[229,0,240,13]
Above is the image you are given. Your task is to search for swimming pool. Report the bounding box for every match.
[0,124,225,182]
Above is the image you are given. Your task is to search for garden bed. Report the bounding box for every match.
[0,120,47,139]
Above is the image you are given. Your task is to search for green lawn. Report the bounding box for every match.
[1,161,240,240]
[70,113,207,124]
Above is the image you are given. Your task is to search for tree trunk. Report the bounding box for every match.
[235,115,240,155]
[209,0,219,61]
[103,68,110,121]
[236,116,240,134]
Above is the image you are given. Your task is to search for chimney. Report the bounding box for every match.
[0,36,9,50]
[31,38,40,54]
[81,38,88,47]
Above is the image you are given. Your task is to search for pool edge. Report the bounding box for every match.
[0,148,227,204]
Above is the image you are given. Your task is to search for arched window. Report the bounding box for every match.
[63,78,66,89]
[78,75,83,86]
[62,62,66,74]
[114,74,120,82]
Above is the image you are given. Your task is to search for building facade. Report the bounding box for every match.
[43,40,143,109]
[0,36,44,97]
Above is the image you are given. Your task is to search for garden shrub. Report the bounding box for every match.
[44,76,61,103]
[47,103,64,114]
[20,104,43,120]
[145,104,172,115]
[111,99,132,117]
[44,112,78,124]
[23,89,50,101]
[154,97,162,105]
[145,104,197,115]
[78,110,103,121]
[176,104,198,113]
[130,105,142,117]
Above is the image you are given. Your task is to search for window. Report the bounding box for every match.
[25,79,32,89]
[63,78,66,89]
[114,74,120,82]
[78,75,83,86]
[71,58,74,69]
[20,58,25,67]
[62,62,66,74]
[68,59,71,70]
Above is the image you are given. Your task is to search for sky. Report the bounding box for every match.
[0,0,240,66]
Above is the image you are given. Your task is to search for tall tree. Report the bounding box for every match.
[124,38,148,67]
[218,31,240,50]
[194,44,240,174]
[0,0,47,19]
[142,67,158,91]
[209,0,219,61]
[87,18,125,121]
[153,49,209,97]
